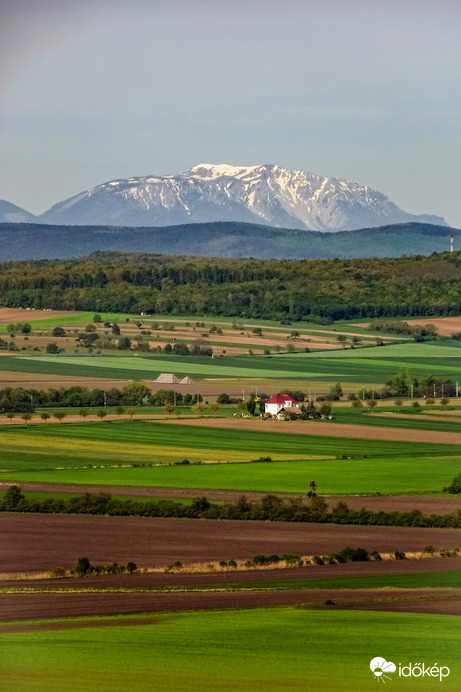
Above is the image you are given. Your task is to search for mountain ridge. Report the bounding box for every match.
[36,163,446,231]
[0,220,457,262]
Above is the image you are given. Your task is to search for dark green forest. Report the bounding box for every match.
[1,249,461,320]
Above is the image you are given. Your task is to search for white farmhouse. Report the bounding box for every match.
[265,394,298,418]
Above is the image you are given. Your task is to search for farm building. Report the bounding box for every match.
[155,373,180,384]
[265,394,299,418]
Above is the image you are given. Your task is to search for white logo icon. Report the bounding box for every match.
[370,657,396,683]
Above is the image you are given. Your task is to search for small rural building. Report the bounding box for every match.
[155,373,180,384]
[179,376,194,385]
[265,394,298,418]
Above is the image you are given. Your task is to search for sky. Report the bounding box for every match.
[1,0,460,226]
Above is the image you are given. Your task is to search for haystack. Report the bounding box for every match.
[155,373,180,384]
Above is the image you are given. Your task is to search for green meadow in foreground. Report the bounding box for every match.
[1,608,459,692]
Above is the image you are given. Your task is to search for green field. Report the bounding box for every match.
[1,335,460,383]
[1,421,459,494]
[1,608,459,691]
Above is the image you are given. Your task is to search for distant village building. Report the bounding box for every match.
[265,394,300,419]
[155,373,180,384]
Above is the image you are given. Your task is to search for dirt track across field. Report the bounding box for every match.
[1,588,460,624]
[162,416,461,445]
[2,481,460,515]
[2,513,461,573]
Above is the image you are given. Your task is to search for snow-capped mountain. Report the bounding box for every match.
[38,164,446,231]
[0,200,36,224]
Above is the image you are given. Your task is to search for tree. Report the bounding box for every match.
[3,484,25,510]
[93,314,102,323]
[351,399,363,411]
[127,408,136,420]
[126,561,137,574]
[447,472,461,494]
[53,412,66,423]
[191,402,207,416]
[52,326,66,337]
[247,398,257,416]
[121,382,151,405]
[46,342,60,354]
[79,408,89,419]
[336,334,347,348]
[40,412,50,423]
[319,403,332,418]
[209,402,220,413]
[115,406,125,417]
[74,556,92,577]
[440,398,450,407]
[394,398,403,411]
[425,398,435,410]
[366,399,378,412]
[118,336,131,350]
[6,412,15,424]
[111,323,120,335]
[21,412,32,425]
[163,402,175,414]
[96,409,107,420]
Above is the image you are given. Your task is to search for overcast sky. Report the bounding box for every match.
[1,0,460,226]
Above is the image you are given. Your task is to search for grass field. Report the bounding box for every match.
[1,421,459,494]
[7,454,459,495]
[1,608,459,691]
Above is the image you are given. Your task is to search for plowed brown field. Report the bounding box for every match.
[1,588,460,623]
[2,514,461,573]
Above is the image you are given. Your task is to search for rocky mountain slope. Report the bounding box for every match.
[37,164,446,231]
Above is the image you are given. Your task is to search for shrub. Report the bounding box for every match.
[393,550,406,560]
[312,555,324,565]
[49,567,67,578]
[369,550,382,561]
[227,560,237,568]
[447,472,461,494]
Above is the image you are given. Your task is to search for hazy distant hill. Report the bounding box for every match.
[0,220,457,262]
[36,163,447,231]
[0,200,36,224]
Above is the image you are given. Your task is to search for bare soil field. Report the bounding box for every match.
[0,371,130,390]
[0,308,79,324]
[2,514,461,574]
[1,588,459,623]
[162,416,461,445]
[404,317,461,336]
[3,481,460,515]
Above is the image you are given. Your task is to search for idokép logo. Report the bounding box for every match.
[370,657,396,683]
[370,657,451,683]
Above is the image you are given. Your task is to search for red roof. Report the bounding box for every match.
[266,394,298,404]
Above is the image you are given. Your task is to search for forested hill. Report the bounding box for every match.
[0,220,458,261]
[1,250,461,321]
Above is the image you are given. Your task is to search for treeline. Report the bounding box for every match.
[2,488,461,528]
[0,250,461,319]
[0,384,202,413]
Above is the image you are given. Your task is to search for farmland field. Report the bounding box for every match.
[1,608,460,692]
[1,420,460,494]
[0,337,460,385]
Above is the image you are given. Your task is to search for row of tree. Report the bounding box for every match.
[2,487,461,527]
[0,384,203,413]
